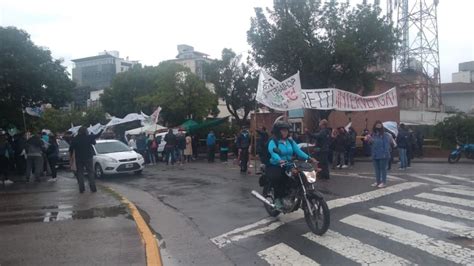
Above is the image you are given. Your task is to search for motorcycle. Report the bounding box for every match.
[251,160,330,235]
[448,141,474,163]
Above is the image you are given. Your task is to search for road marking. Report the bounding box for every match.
[396,199,474,221]
[340,214,474,265]
[331,172,406,181]
[409,174,449,185]
[327,182,423,209]
[302,230,411,265]
[211,212,303,248]
[210,217,277,248]
[103,186,162,266]
[415,193,474,208]
[433,187,474,197]
[429,174,474,183]
[370,206,474,239]
[257,243,319,266]
[211,182,424,248]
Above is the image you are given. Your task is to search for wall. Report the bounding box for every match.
[400,110,452,125]
[440,92,474,113]
[452,71,472,83]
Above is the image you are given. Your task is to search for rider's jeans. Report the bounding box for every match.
[265,165,287,199]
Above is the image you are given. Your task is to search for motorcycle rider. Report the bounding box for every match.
[267,121,317,210]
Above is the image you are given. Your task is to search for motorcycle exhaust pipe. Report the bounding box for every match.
[251,190,275,208]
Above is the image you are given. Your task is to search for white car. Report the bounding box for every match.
[93,139,145,178]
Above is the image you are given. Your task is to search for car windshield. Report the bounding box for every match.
[58,139,69,149]
[95,141,131,154]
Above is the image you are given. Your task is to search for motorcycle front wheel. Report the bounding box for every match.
[304,195,330,235]
[448,153,461,164]
[262,186,281,217]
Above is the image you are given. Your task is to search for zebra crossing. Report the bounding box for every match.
[212,173,474,265]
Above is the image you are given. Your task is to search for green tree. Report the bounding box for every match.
[205,48,258,126]
[101,65,159,117]
[247,0,399,118]
[0,27,75,128]
[136,62,218,126]
[434,114,474,149]
[35,107,108,133]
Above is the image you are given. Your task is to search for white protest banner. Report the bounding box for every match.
[256,70,304,111]
[301,87,397,111]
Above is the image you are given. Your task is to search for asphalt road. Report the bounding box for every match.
[0,176,145,266]
[93,159,474,266]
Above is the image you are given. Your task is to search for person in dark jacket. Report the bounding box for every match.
[13,132,27,175]
[332,127,348,169]
[361,128,371,156]
[136,133,147,163]
[164,129,177,165]
[219,133,229,162]
[345,127,357,167]
[176,132,186,164]
[396,123,410,170]
[236,128,251,173]
[256,126,269,164]
[0,131,13,181]
[312,119,332,179]
[25,132,44,182]
[69,127,98,193]
[46,135,59,179]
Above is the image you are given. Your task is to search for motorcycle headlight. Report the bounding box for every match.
[303,171,317,183]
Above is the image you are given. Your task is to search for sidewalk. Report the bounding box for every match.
[0,175,145,265]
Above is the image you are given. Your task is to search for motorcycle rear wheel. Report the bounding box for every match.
[448,153,461,164]
[304,196,330,235]
[262,186,281,217]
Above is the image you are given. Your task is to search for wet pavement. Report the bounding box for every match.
[2,159,472,265]
[93,159,473,266]
[0,175,145,266]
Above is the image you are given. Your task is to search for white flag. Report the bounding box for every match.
[150,106,162,124]
[256,71,303,111]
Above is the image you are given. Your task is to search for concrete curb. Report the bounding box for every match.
[354,158,468,164]
[101,185,162,266]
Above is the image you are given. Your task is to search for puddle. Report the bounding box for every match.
[0,205,127,225]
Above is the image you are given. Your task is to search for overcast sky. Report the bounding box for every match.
[1,0,473,83]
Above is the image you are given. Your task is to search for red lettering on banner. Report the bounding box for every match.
[351,95,357,109]
[386,90,394,106]
[366,98,374,108]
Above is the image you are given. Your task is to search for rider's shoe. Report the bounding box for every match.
[274,198,284,210]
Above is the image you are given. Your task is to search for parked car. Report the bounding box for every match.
[93,139,145,178]
[57,139,70,166]
[298,142,317,157]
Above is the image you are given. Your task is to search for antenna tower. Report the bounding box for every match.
[393,0,442,110]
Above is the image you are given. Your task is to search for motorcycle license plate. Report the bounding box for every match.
[125,163,134,169]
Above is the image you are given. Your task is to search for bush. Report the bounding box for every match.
[434,114,474,149]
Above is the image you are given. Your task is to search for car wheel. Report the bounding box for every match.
[134,170,143,175]
[95,163,104,179]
